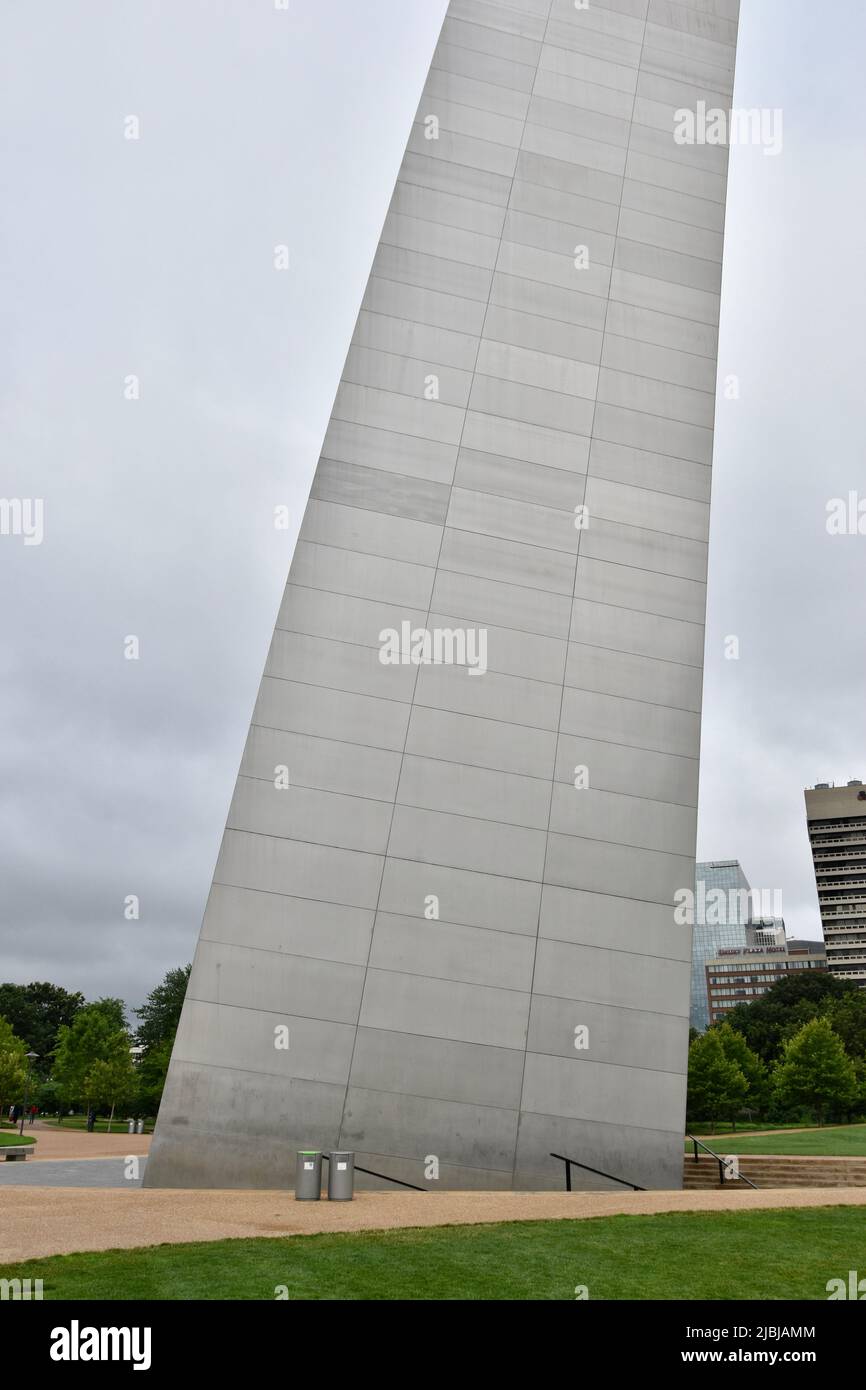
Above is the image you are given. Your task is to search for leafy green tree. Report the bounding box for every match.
[0,1016,28,1121]
[772,1018,858,1125]
[715,1023,768,1123]
[53,1004,128,1117]
[0,1016,26,1053]
[85,1041,139,1131]
[36,1077,63,1115]
[852,1059,866,1120]
[136,1035,174,1116]
[89,998,128,1032]
[0,982,84,1066]
[134,966,190,1052]
[687,1031,749,1131]
[824,992,866,1062]
[721,973,856,1067]
[0,1052,27,1123]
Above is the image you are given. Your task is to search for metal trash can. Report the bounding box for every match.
[128,1119,135,1134]
[136,1119,144,1134]
[327,1151,355,1202]
[295,1150,323,1201]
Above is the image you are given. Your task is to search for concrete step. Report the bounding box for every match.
[683,1153,866,1189]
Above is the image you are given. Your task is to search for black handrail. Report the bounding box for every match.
[320,1152,426,1192]
[550,1152,645,1192]
[686,1133,759,1189]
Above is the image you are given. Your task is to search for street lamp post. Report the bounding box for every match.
[19,1052,39,1136]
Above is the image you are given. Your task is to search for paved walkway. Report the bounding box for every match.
[0,1157,146,1189]
[3,1186,866,1264]
[24,1122,151,1161]
[693,1124,864,1142]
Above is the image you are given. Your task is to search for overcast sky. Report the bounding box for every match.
[2,0,864,1016]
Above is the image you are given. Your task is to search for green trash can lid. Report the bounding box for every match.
[299,1150,320,1155]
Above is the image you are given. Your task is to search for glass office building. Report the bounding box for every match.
[690,860,752,1032]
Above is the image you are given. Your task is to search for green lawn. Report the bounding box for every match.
[40,1117,153,1135]
[692,1121,817,1135]
[0,1133,36,1148]
[2,1208,863,1300]
[686,1124,866,1157]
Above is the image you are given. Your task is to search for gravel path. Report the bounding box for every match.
[3,1186,866,1264]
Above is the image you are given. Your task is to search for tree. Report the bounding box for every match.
[772,1018,858,1125]
[687,1031,749,1131]
[136,1036,174,1116]
[89,998,128,1032]
[0,982,84,1066]
[134,966,190,1052]
[53,1004,128,1117]
[35,1077,63,1114]
[0,1051,27,1123]
[0,1016,28,1120]
[715,1023,768,1123]
[824,992,866,1062]
[84,1039,139,1132]
[721,973,857,1067]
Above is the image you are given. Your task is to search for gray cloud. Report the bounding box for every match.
[2,1,862,1011]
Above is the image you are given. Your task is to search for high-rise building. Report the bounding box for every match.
[146,0,741,1192]
[705,925,827,1026]
[690,860,752,1031]
[805,781,866,986]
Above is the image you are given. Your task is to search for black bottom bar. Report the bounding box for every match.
[10,1298,858,1371]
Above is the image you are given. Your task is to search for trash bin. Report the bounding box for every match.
[327,1151,355,1202]
[128,1119,135,1134]
[136,1119,144,1135]
[295,1150,323,1201]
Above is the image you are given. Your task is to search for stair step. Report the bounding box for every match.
[683,1150,866,1195]
[683,1152,866,1189]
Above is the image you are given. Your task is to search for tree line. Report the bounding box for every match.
[5,964,865,1134]
[0,968,190,1127]
[688,972,866,1130]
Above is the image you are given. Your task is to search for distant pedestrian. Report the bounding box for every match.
[29,1104,37,1126]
